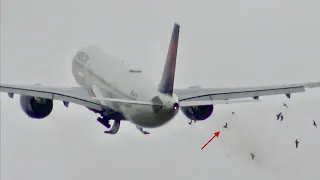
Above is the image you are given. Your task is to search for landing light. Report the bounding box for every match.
[173,103,179,110]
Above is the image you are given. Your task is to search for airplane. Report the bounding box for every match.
[1,23,320,135]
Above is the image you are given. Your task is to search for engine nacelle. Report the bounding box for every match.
[19,95,53,119]
[180,105,214,121]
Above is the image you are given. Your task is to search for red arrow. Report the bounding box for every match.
[201,131,220,150]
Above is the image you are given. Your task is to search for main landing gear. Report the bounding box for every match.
[188,119,197,125]
[97,113,122,134]
[96,112,150,135]
[187,107,197,125]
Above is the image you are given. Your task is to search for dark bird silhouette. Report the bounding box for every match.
[250,153,255,160]
[283,103,288,108]
[313,120,317,127]
[280,115,284,121]
[223,123,228,128]
[276,112,282,120]
[295,139,300,148]
[232,112,235,115]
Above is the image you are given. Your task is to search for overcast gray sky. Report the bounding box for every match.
[1,0,320,179]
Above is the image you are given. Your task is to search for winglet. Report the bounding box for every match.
[158,23,180,96]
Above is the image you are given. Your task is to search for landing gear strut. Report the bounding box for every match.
[187,107,197,125]
[188,119,197,125]
[97,115,121,135]
[97,117,111,128]
[104,119,120,134]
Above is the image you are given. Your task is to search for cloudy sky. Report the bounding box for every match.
[1,0,320,179]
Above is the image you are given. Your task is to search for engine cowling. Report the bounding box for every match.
[180,105,214,121]
[19,95,53,119]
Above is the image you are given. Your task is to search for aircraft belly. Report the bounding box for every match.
[126,107,177,128]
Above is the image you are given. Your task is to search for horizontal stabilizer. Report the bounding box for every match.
[91,97,163,106]
[179,99,262,107]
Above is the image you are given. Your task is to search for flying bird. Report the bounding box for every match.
[250,153,255,160]
[223,123,228,128]
[283,103,288,108]
[280,115,284,121]
[295,139,300,148]
[276,112,282,120]
[232,112,235,115]
[313,120,317,127]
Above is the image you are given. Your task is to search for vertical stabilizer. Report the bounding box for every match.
[158,23,180,96]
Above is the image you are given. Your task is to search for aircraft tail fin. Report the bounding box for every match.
[158,23,180,96]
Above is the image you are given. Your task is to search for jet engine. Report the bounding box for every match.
[180,105,214,121]
[19,95,53,119]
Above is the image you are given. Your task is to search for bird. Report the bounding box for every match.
[283,103,288,108]
[295,139,300,148]
[276,112,282,120]
[280,115,284,121]
[232,112,235,115]
[313,120,317,127]
[223,123,228,128]
[250,153,255,160]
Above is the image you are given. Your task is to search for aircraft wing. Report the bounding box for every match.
[174,81,320,106]
[0,83,104,111]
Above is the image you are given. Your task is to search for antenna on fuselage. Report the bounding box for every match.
[158,23,180,96]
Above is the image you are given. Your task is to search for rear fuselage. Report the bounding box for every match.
[71,46,179,128]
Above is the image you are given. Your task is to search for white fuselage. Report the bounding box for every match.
[71,46,179,128]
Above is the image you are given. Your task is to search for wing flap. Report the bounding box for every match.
[92,97,163,106]
[0,83,104,111]
[179,86,304,101]
[1,86,53,99]
[180,99,262,107]
[174,81,320,104]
